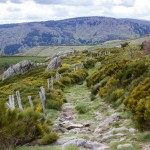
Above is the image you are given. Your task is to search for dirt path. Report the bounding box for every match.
[50,82,140,150]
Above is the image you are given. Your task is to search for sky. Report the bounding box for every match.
[0,0,150,24]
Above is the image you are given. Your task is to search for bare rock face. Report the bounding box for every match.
[2,60,34,80]
[46,56,62,71]
[141,40,150,54]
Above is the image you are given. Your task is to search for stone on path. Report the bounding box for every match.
[98,113,120,127]
[67,123,84,130]
[61,137,109,150]
[117,144,133,149]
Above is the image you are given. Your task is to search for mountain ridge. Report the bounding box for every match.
[0,16,150,54]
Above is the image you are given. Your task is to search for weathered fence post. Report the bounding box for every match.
[90,52,92,58]
[75,65,78,71]
[40,86,46,101]
[6,95,15,109]
[28,96,33,107]
[16,91,23,110]
[40,87,46,112]
[39,91,45,113]
[51,77,54,89]
[47,78,50,89]
[79,63,84,69]
[56,72,61,82]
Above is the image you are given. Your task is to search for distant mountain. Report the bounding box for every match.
[0,16,150,54]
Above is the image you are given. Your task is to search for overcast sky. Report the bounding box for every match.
[0,0,150,24]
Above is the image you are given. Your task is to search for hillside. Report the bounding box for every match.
[0,43,150,149]
[19,35,150,57]
[0,16,150,54]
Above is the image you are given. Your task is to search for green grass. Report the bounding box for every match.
[135,132,150,142]
[63,145,79,150]
[110,141,141,150]
[0,56,46,73]
[15,146,61,150]
[75,102,90,114]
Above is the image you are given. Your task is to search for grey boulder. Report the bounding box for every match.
[46,57,62,71]
[2,60,34,80]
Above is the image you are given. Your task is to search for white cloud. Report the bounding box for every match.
[0,0,149,24]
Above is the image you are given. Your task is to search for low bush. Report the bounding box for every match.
[106,89,124,103]
[46,100,63,110]
[57,67,69,74]
[91,77,109,95]
[83,58,97,69]
[41,132,58,145]
[0,104,49,149]
[60,76,72,85]
[125,78,150,130]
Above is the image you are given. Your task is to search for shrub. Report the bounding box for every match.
[42,70,56,79]
[83,58,97,69]
[121,42,129,48]
[62,63,70,67]
[57,67,69,74]
[106,89,124,102]
[41,132,58,145]
[66,69,88,84]
[125,78,150,130]
[75,102,90,114]
[60,76,72,85]
[86,71,100,87]
[46,100,63,110]
[54,81,65,89]
[99,76,118,98]
[91,77,109,95]
[0,104,47,149]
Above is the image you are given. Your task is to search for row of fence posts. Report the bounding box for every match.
[88,51,111,58]
[47,72,61,90]
[47,63,84,89]
[6,87,46,112]
[5,62,86,112]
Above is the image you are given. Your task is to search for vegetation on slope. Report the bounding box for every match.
[0,42,149,149]
[86,44,150,131]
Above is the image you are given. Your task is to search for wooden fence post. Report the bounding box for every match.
[39,86,46,112]
[56,72,61,82]
[6,95,15,109]
[47,78,50,89]
[28,96,33,107]
[51,77,54,89]
[16,91,23,110]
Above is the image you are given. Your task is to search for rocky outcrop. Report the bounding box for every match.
[141,40,150,54]
[46,57,62,71]
[2,60,34,80]
[46,50,73,61]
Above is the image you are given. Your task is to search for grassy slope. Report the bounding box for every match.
[0,56,46,74]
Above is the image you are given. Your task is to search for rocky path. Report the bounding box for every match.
[50,83,139,150]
